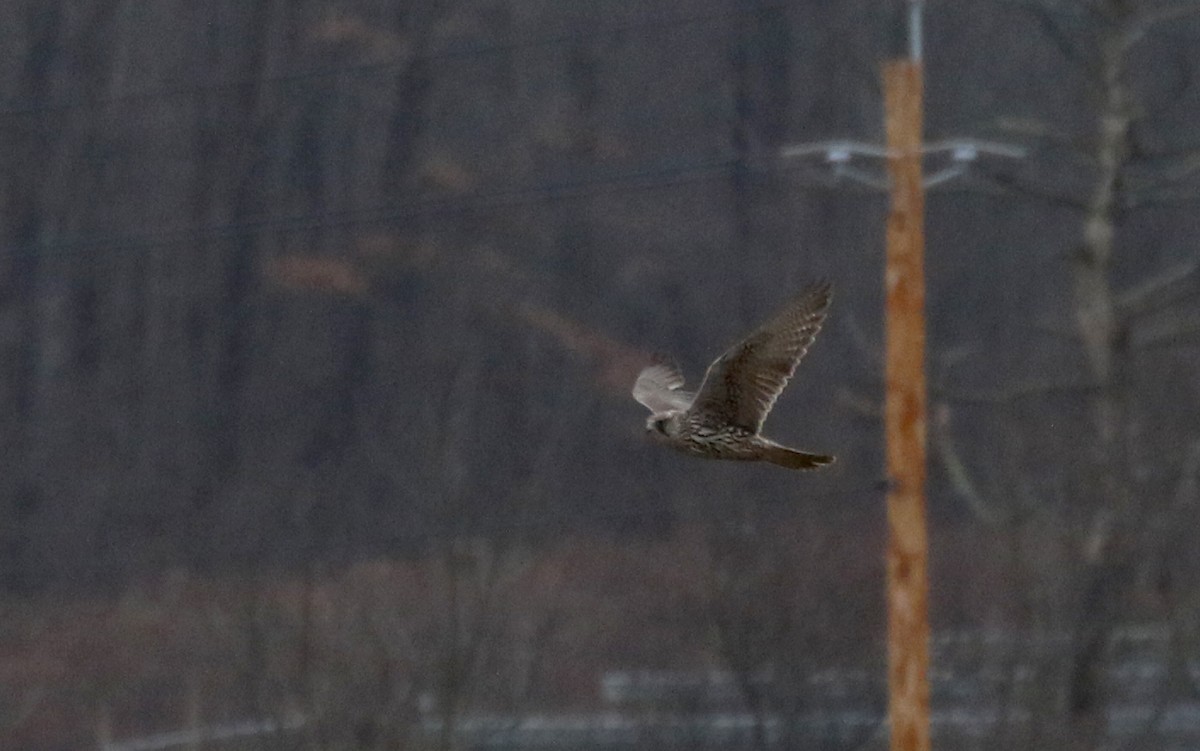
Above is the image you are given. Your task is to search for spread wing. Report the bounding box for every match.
[632,361,694,414]
[690,281,832,432]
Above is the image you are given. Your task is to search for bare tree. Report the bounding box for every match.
[702,505,885,751]
[935,2,1200,747]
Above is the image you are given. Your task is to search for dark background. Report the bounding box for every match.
[1,1,1199,749]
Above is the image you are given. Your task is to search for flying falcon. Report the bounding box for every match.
[632,281,835,470]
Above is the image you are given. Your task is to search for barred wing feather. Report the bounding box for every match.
[690,281,832,432]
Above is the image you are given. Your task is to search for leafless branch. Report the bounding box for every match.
[996,0,1098,70]
[1124,182,1200,210]
[1116,259,1199,319]
[993,116,1090,153]
[971,168,1090,211]
[1120,2,1200,51]
[932,403,1009,527]
[1169,439,1200,514]
[1131,318,1200,350]
[840,308,882,374]
[934,346,980,383]
[936,378,1099,405]
[835,386,881,419]
[934,173,1045,204]
[1162,440,1200,697]
[1125,149,1200,200]
[1032,319,1082,340]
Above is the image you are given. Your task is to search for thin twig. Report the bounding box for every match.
[1117,259,1200,319]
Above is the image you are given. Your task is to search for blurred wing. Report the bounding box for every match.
[691,281,832,431]
[632,362,694,414]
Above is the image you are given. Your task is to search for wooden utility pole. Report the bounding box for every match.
[780,6,1022,749]
[882,54,930,751]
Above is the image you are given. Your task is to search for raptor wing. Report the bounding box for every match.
[690,281,832,432]
[632,361,694,414]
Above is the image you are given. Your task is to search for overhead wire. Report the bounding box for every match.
[2,3,820,260]
[0,5,770,119]
[11,155,757,259]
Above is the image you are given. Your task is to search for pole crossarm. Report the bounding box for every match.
[780,140,893,161]
[780,138,1026,189]
[921,138,1028,160]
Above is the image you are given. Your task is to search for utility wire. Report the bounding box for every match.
[1,3,812,260]
[7,150,866,261]
[10,155,753,258]
[0,6,765,119]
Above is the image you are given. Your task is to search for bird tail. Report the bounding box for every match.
[762,444,835,470]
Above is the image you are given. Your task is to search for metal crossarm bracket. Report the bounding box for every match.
[781,138,1027,189]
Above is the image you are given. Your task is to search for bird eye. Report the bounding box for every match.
[654,419,668,435]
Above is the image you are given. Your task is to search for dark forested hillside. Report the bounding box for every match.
[0,0,885,589]
[2,1,1199,749]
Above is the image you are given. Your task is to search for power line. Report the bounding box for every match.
[0,6,761,120]
[12,155,752,260]
[2,2,811,262]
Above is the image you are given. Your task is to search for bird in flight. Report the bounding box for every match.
[632,281,835,470]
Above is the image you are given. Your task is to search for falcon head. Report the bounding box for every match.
[645,412,682,440]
